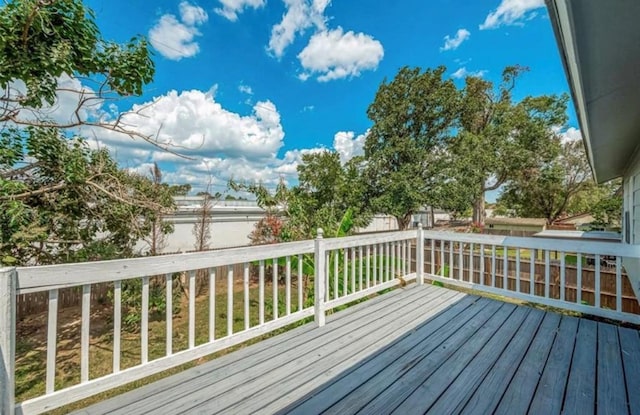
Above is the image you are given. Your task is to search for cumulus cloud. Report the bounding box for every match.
[440,28,470,51]
[267,0,331,58]
[297,27,384,82]
[333,130,367,163]
[81,88,331,193]
[560,127,582,143]
[215,0,265,21]
[149,2,208,60]
[451,67,488,79]
[480,0,544,30]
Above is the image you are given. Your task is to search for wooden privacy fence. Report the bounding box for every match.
[423,247,640,315]
[421,231,640,325]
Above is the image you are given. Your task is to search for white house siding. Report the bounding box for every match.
[622,152,640,301]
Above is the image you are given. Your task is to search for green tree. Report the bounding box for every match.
[0,129,176,265]
[1,0,153,134]
[0,0,175,265]
[231,151,371,241]
[568,178,623,230]
[450,66,568,225]
[364,66,459,229]
[289,151,371,239]
[498,139,590,224]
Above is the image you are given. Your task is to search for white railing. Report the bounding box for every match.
[4,227,639,414]
[422,231,640,325]
[0,228,420,415]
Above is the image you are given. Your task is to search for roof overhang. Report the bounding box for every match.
[546,0,640,182]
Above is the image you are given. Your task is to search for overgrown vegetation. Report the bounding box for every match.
[0,0,179,265]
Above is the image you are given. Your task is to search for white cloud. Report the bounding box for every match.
[451,67,488,79]
[238,84,254,95]
[560,127,582,144]
[83,89,301,193]
[215,0,265,21]
[149,2,208,60]
[297,27,384,82]
[180,2,208,25]
[267,0,331,58]
[480,0,544,30]
[74,86,370,193]
[333,130,367,163]
[440,28,470,52]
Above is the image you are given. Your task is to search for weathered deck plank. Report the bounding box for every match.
[597,322,628,415]
[77,284,639,415]
[528,315,579,415]
[280,294,486,415]
[458,308,545,415]
[619,326,640,415]
[563,318,597,415]
[493,311,561,415]
[289,296,495,415]
[394,304,526,414]
[282,297,493,415]
[181,290,466,414]
[446,307,546,415]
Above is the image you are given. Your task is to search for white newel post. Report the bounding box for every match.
[314,229,326,327]
[417,224,424,285]
[0,267,16,415]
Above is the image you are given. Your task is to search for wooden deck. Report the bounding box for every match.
[75,284,640,415]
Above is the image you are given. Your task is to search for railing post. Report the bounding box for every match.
[0,267,16,415]
[417,224,424,285]
[314,229,326,327]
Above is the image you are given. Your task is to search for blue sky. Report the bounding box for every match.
[76,0,578,200]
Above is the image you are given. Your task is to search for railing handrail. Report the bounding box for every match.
[15,240,314,294]
[15,231,420,295]
[322,230,416,250]
[422,230,640,258]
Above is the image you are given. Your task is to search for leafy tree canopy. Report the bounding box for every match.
[364,66,459,229]
[0,0,173,265]
[449,66,569,224]
[231,150,372,241]
[498,139,590,224]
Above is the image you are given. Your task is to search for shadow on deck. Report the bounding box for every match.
[75,284,640,415]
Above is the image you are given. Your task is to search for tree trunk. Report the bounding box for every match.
[430,206,435,229]
[473,193,486,225]
[396,214,411,230]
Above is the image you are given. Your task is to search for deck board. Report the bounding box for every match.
[619,327,640,415]
[284,295,490,415]
[563,318,597,415]
[489,311,561,415]
[391,304,523,414]
[186,289,464,414]
[597,323,628,415]
[423,305,531,414]
[77,284,639,415]
[458,308,545,415]
[528,315,579,415]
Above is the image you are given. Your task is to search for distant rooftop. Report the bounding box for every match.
[486,217,548,226]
